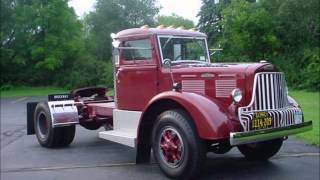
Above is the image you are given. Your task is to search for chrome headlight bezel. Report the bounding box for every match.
[231,88,242,103]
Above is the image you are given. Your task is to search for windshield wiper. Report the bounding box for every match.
[162,36,173,50]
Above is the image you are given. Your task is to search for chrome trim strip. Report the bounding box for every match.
[230,121,313,146]
[262,74,266,109]
[181,74,197,78]
[271,74,275,109]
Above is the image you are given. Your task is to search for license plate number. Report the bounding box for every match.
[251,112,274,130]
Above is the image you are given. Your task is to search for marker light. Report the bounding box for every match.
[157,25,165,29]
[140,25,149,29]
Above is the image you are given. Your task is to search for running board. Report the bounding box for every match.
[99,129,136,148]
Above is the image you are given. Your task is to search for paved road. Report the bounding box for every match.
[1,96,319,180]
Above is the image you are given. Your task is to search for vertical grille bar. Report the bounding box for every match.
[277,74,282,108]
[274,74,279,109]
[266,74,270,109]
[270,74,275,109]
[281,74,285,107]
[254,94,257,110]
[262,74,266,110]
[258,75,262,110]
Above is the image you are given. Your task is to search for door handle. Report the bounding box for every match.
[116,69,122,83]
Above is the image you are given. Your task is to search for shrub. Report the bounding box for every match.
[56,56,114,89]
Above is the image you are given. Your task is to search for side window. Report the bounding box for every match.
[122,39,152,61]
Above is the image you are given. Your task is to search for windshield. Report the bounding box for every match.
[159,36,209,63]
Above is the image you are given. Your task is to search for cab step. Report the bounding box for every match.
[99,129,136,148]
[98,109,142,148]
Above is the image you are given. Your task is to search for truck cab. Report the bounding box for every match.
[27,26,313,180]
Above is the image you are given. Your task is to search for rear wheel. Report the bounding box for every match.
[152,109,206,180]
[34,102,76,148]
[237,138,283,160]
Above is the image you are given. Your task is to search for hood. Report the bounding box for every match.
[167,62,276,106]
[170,62,270,79]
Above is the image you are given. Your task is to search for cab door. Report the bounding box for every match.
[115,36,158,111]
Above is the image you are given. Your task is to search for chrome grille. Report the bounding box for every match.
[238,72,296,131]
[243,72,289,112]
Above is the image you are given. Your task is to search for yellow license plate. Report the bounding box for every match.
[251,111,274,130]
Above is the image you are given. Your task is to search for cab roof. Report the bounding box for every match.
[115,27,207,39]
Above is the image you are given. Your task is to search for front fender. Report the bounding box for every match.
[288,95,300,107]
[143,91,235,140]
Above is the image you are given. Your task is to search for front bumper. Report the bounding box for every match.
[230,121,313,146]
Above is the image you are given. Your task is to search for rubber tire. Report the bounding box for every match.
[237,138,283,160]
[34,102,76,148]
[152,109,206,180]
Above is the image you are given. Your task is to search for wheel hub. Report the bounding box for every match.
[37,112,49,138]
[159,127,184,168]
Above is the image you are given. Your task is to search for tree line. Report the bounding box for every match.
[1,0,319,91]
[198,0,319,90]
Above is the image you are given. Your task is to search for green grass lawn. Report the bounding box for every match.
[290,91,320,146]
[1,87,319,145]
[0,86,67,98]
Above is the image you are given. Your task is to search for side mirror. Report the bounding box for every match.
[163,58,178,91]
[163,58,172,68]
[112,40,120,48]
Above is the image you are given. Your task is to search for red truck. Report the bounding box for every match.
[27,26,313,179]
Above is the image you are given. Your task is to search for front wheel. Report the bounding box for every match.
[152,109,206,180]
[237,138,283,160]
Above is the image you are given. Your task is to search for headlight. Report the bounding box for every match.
[231,88,242,103]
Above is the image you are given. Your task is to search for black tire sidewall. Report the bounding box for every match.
[152,110,205,179]
[153,122,190,177]
[34,102,56,147]
[238,138,283,160]
[34,102,76,147]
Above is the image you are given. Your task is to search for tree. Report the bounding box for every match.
[156,14,194,29]
[197,0,319,90]
[221,0,279,61]
[1,0,84,86]
[118,0,159,27]
[197,0,230,46]
[84,0,160,61]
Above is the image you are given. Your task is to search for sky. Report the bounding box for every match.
[68,0,202,24]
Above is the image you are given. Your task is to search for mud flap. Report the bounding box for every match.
[27,102,38,135]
